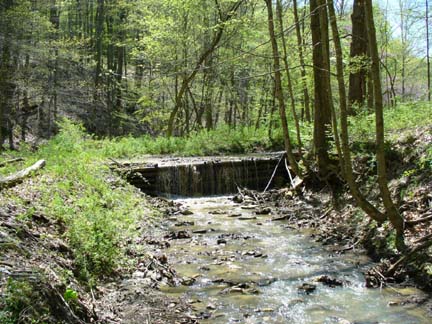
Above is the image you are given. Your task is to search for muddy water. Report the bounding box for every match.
[161,196,430,323]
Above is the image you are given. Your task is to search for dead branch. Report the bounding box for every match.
[387,239,432,276]
[0,160,46,190]
[405,213,432,226]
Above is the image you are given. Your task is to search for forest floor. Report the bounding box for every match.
[1,121,432,323]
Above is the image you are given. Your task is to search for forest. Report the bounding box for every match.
[1,0,432,323]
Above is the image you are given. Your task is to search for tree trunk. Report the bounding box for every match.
[348,0,368,113]
[310,0,331,178]
[365,0,406,251]
[328,0,387,223]
[276,0,307,170]
[293,0,311,122]
[265,0,301,177]
[427,0,431,101]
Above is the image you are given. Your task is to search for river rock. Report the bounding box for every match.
[256,207,271,215]
[206,303,217,310]
[217,238,227,245]
[180,209,194,215]
[165,230,191,240]
[175,221,195,227]
[238,216,257,220]
[232,195,244,203]
[209,210,225,215]
[193,228,214,234]
[315,275,343,287]
[241,205,258,210]
[181,277,196,286]
[297,283,316,294]
[255,308,274,313]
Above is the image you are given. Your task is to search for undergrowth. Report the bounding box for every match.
[0,121,146,286]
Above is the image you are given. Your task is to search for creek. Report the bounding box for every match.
[161,196,430,324]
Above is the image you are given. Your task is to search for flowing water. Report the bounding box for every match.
[161,196,430,324]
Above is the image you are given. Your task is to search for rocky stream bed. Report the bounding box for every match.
[148,194,431,324]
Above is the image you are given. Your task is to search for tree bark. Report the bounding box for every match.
[365,0,406,251]
[311,0,331,178]
[293,0,311,122]
[348,0,368,113]
[328,0,387,223]
[265,0,301,177]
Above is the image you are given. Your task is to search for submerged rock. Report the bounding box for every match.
[180,209,194,215]
[256,207,271,215]
[181,277,196,286]
[315,275,343,287]
[165,230,191,240]
[175,221,195,227]
[297,283,316,294]
[217,238,227,245]
[238,216,257,220]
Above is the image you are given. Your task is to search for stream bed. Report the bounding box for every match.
[161,196,430,323]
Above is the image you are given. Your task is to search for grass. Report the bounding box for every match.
[0,121,148,285]
[349,101,432,142]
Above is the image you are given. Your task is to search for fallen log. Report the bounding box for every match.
[0,159,46,189]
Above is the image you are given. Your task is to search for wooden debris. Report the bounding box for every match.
[0,159,46,189]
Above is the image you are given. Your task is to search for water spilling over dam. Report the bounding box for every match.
[111,153,290,196]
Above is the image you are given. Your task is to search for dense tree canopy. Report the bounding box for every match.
[1,0,429,144]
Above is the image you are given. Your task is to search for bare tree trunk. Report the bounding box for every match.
[311,0,332,178]
[265,0,301,177]
[328,0,387,223]
[427,0,431,101]
[348,0,368,113]
[293,0,311,122]
[365,0,406,251]
[276,0,307,169]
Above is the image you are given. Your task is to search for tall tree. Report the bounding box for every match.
[293,0,311,122]
[365,0,406,251]
[310,0,332,178]
[348,0,368,113]
[265,0,301,177]
[427,0,431,101]
[275,0,306,169]
[328,0,387,223]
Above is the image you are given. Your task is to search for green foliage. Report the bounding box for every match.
[349,102,432,142]
[1,120,143,283]
[63,288,78,303]
[34,120,142,282]
[99,124,278,158]
[0,279,49,324]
